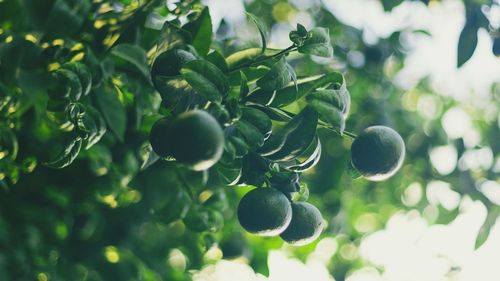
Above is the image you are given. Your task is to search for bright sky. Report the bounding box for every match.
[196,0,500,280]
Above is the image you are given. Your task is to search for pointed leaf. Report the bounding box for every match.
[246,12,269,54]
[111,43,150,79]
[95,85,126,142]
[181,59,229,102]
[183,7,213,56]
[256,56,291,91]
[457,25,478,68]
[298,27,333,58]
[44,137,83,169]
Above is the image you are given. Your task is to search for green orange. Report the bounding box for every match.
[149,110,224,171]
[350,126,405,181]
[280,202,324,246]
[237,187,292,236]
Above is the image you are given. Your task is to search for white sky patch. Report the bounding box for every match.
[479,180,500,206]
[429,145,458,175]
[358,199,489,281]
[458,147,494,171]
[426,180,461,210]
[202,0,245,31]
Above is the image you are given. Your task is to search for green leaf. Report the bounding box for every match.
[287,136,322,172]
[297,23,308,37]
[183,7,213,56]
[160,189,192,225]
[289,23,309,46]
[181,59,229,102]
[45,0,86,38]
[61,62,92,97]
[246,104,293,122]
[44,137,83,169]
[206,50,229,72]
[239,71,249,99]
[270,72,344,107]
[256,57,291,91]
[235,121,265,149]
[140,144,160,171]
[264,106,318,162]
[226,48,281,70]
[457,24,478,68]
[213,159,242,186]
[229,136,249,158]
[95,85,127,142]
[298,27,333,58]
[85,106,107,149]
[240,106,272,139]
[155,20,191,56]
[54,69,82,101]
[293,182,310,202]
[111,44,150,79]
[493,36,500,56]
[259,106,318,162]
[246,12,269,54]
[381,0,403,11]
[475,207,500,249]
[306,82,350,133]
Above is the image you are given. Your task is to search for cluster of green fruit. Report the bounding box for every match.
[148,20,405,246]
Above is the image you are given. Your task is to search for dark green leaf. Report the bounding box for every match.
[226,48,281,70]
[271,72,344,107]
[54,69,82,101]
[44,137,83,169]
[256,56,291,91]
[95,85,127,142]
[61,62,92,97]
[259,106,318,162]
[111,44,150,79]
[183,7,213,56]
[475,207,500,249]
[306,85,350,133]
[235,120,265,149]
[457,25,478,68]
[298,27,333,58]
[85,106,107,149]
[181,59,229,102]
[45,0,85,38]
[263,106,318,162]
[239,71,249,98]
[246,104,293,122]
[156,20,191,55]
[493,36,500,56]
[246,12,269,54]
[287,136,322,172]
[240,106,272,139]
[206,50,228,72]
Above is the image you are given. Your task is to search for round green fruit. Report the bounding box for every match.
[151,48,196,80]
[149,110,224,171]
[350,126,405,181]
[237,188,292,236]
[280,202,324,246]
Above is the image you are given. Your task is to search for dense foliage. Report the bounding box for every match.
[0,0,498,280]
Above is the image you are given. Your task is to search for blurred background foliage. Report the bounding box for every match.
[0,0,499,280]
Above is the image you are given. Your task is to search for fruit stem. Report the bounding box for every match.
[227,45,298,73]
[319,125,357,140]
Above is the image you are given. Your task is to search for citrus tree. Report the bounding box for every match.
[0,0,498,280]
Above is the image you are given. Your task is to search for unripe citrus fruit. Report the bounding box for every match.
[149,110,224,171]
[351,126,405,181]
[280,202,324,246]
[151,48,196,80]
[237,188,292,236]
